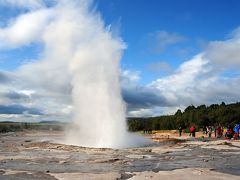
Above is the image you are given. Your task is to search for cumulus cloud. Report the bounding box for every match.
[0,1,75,121]
[204,28,240,69]
[2,91,30,100]
[122,87,169,110]
[121,69,170,117]
[128,108,153,117]
[121,70,140,85]
[0,8,54,49]
[129,27,240,116]
[149,50,240,112]
[150,54,211,105]
[0,71,11,83]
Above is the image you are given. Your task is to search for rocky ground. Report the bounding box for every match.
[0,130,240,180]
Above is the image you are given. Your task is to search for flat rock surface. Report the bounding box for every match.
[0,131,240,179]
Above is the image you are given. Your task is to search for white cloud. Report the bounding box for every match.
[126,27,240,117]
[0,0,45,9]
[204,29,240,69]
[149,34,240,109]
[0,2,72,121]
[150,54,209,104]
[128,108,153,117]
[121,70,170,114]
[121,70,140,86]
[0,8,54,49]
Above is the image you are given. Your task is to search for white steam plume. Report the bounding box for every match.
[60,0,151,148]
[1,0,151,148]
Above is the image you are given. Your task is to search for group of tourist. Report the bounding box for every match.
[178,124,240,140]
[203,125,224,138]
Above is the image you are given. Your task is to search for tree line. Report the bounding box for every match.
[127,102,240,131]
[0,122,64,133]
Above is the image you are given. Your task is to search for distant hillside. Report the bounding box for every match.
[0,122,64,133]
[39,121,61,124]
[127,102,240,131]
[0,121,16,123]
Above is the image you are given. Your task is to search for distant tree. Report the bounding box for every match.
[127,102,240,131]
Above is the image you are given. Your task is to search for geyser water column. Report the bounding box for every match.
[63,0,150,148]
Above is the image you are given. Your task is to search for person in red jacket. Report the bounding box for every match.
[190,126,196,137]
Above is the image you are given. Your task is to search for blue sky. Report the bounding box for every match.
[97,0,240,84]
[1,0,240,120]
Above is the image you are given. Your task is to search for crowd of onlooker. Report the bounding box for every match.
[178,124,240,140]
[202,124,240,140]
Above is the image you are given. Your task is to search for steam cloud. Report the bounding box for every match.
[60,0,150,148]
[0,0,150,148]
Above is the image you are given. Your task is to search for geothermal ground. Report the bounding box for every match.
[0,131,240,180]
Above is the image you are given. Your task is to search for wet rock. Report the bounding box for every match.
[24,140,32,143]
[117,173,134,180]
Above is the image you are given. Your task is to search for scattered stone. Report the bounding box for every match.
[117,173,134,180]
[24,140,32,143]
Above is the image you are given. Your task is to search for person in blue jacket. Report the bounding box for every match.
[234,124,240,140]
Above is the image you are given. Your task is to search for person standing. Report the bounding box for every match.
[214,126,217,138]
[208,126,212,138]
[234,124,240,140]
[190,126,196,137]
[203,126,207,135]
[178,126,182,137]
[217,125,222,138]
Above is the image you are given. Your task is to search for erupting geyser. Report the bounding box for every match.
[51,0,151,148]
